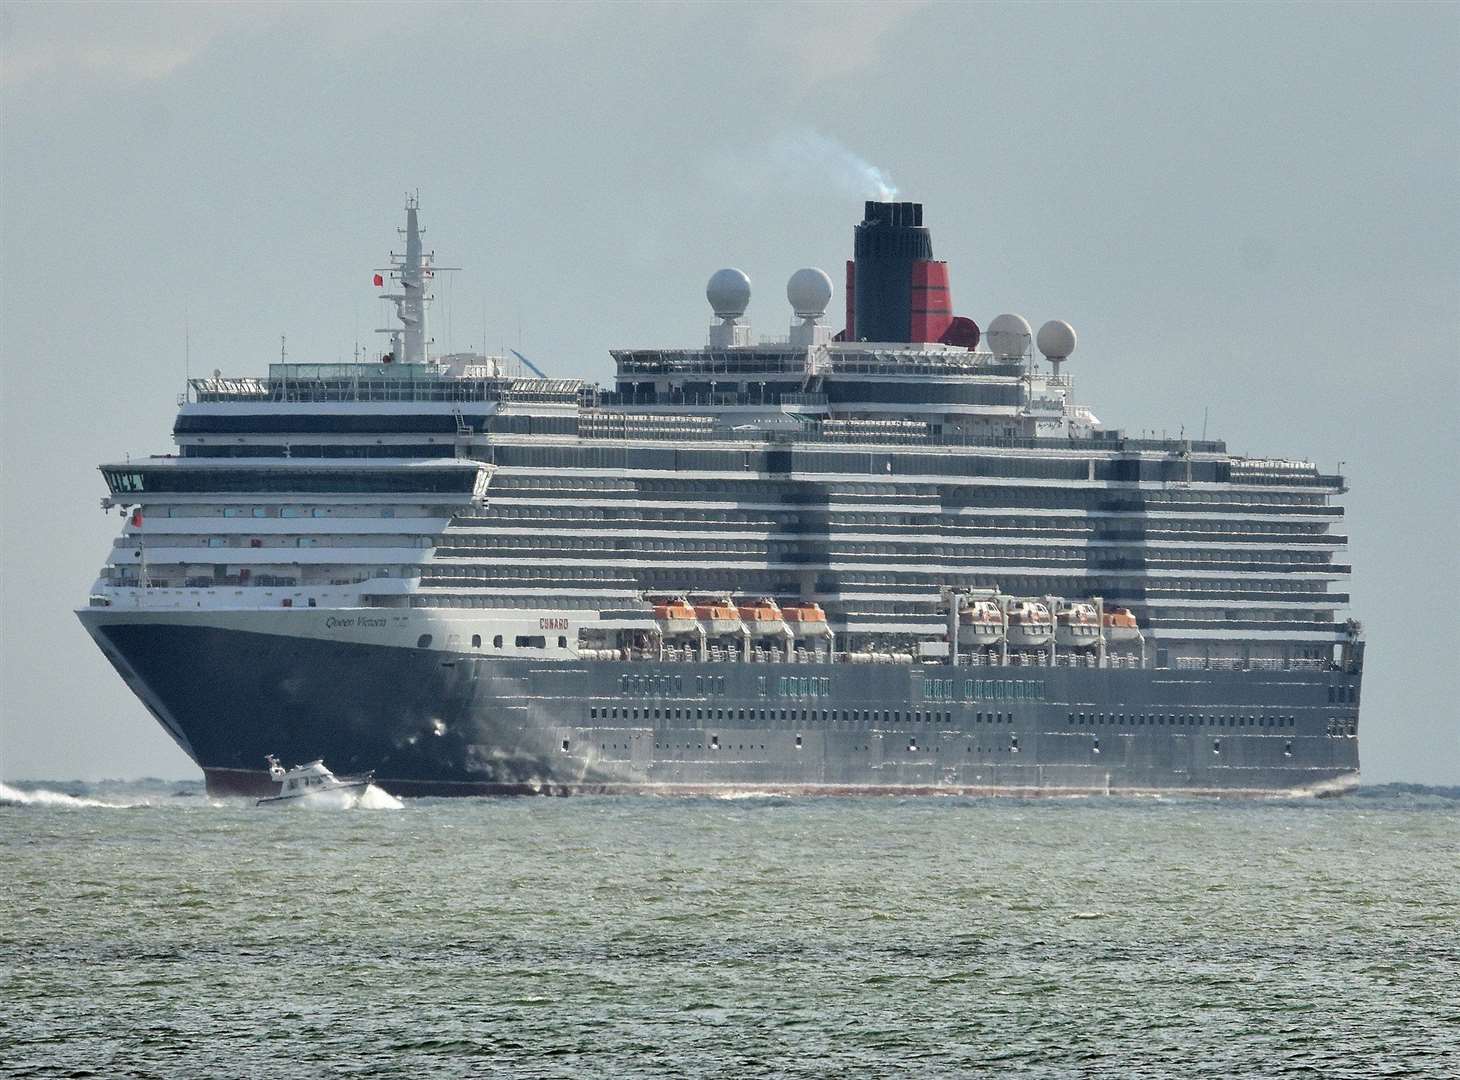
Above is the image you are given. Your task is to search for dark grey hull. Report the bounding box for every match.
[82,618,1363,799]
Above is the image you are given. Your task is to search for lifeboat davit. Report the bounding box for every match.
[737,597,789,637]
[1005,600,1053,647]
[1055,603,1102,649]
[957,599,1004,645]
[782,602,833,639]
[652,596,699,636]
[693,595,743,637]
[1102,607,1143,643]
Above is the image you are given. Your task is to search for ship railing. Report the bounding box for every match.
[1174,656,1335,673]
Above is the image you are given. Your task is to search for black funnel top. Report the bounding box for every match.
[853,201,933,342]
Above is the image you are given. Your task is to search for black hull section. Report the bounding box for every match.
[87,620,1363,799]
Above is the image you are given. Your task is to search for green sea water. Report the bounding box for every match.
[3,782,1457,1078]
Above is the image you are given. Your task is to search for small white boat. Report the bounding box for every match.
[257,755,374,806]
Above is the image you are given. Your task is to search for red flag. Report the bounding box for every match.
[373,273,384,287]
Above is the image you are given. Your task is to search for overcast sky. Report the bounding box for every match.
[2,1,1456,784]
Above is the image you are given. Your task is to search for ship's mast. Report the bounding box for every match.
[378,195,432,364]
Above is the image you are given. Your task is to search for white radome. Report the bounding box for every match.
[786,267,833,318]
[986,313,1033,358]
[706,268,752,319]
[1036,319,1077,360]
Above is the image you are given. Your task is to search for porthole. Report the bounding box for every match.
[416,634,432,648]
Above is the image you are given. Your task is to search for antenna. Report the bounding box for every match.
[1201,406,1209,442]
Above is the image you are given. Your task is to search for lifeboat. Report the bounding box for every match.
[737,597,789,637]
[1005,600,1053,647]
[693,595,743,636]
[1055,602,1102,649]
[1102,606,1143,643]
[782,602,833,638]
[651,595,699,636]
[957,599,1004,645]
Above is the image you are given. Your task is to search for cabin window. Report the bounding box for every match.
[416,634,432,648]
[558,636,567,648]
[471,634,481,648]
[493,635,503,648]
[515,635,545,648]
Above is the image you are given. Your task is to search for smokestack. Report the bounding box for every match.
[849,200,946,343]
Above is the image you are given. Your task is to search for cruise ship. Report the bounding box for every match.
[78,198,1365,797]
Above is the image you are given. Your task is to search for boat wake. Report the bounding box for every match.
[0,781,145,809]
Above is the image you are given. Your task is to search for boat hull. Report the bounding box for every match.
[80,609,1363,800]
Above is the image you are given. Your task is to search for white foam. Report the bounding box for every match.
[354,784,403,810]
[0,782,140,809]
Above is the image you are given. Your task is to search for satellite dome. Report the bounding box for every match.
[986,313,1033,359]
[706,268,751,319]
[786,267,833,319]
[1036,319,1077,361]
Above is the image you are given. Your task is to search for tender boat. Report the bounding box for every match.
[1006,600,1054,647]
[958,599,1005,646]
[257,755,374,806]
[1055,602,1102,649]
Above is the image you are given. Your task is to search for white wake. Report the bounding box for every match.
[0,782,142,809]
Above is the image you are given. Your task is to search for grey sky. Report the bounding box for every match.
[2,1,1456,783]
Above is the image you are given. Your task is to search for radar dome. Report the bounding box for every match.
[707,268,751,319]
[786,267,833,318]
[986,313,1033,359]
[1036,319,1077,360]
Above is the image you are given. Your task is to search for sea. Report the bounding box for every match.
[2,781,1457,1079]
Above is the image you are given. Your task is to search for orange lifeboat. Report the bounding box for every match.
[693,595,743,636]
[957,599,1004,645]
[651,596,699,636]
[737,597,788,637]
[1102,607,1143,643]
[782,602,832,639]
